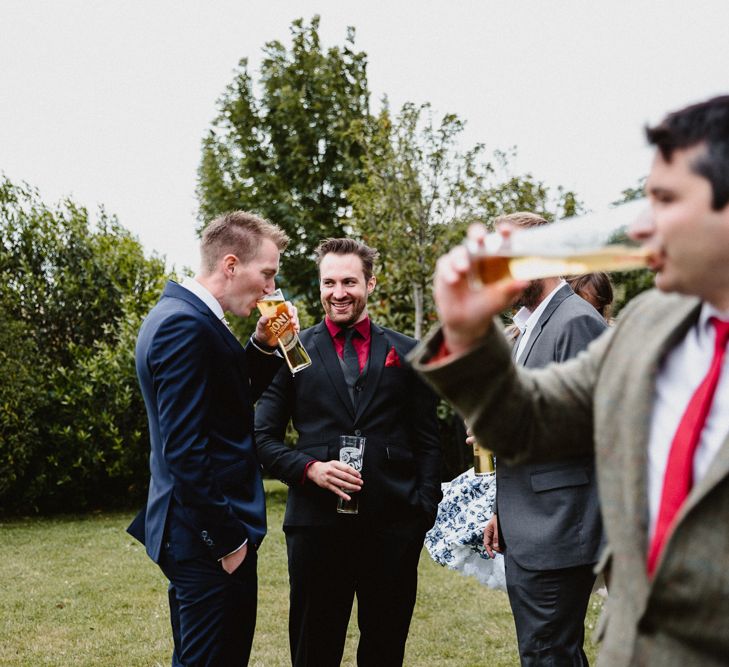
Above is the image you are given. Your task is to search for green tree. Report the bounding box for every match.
[610,177,655,315]
[349,103,582,339]
[197,16,371,314]
[0,177,168,512]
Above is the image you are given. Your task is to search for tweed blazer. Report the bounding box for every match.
[411,289,729,667]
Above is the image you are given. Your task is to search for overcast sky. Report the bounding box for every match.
[2,0,728,271]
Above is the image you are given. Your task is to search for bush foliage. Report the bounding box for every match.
[0,177,168,512]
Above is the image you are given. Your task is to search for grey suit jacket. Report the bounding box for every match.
[497,284,606,570]
[411,289,729,666]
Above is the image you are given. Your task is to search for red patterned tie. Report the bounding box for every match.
[647,317,729,576]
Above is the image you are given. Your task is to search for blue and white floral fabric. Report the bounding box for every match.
[424,467,506,591]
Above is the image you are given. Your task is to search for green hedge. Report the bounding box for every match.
[0,178,168,513]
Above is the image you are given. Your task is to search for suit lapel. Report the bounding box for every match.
[355,323,387,421]
[518,284,572,366]
[312,321,356,420]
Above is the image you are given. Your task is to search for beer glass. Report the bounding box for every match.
[467,198,652,285]
[256,289,312,374]
[337,435,366,514]
[473,440,495,475]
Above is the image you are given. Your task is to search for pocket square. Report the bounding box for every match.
[385,346,402,368]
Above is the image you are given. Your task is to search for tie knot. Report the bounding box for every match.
[343,327,357,342]
[710,317,729,349]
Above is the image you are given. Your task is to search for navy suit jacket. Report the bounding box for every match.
[255,320,442,528]
[128,281,283,563]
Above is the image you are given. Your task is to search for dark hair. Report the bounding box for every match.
[314,238,379,282]
[200,211,289,273]
[567,272,614,320]
[646,95,729,210]
[492,211,548,229]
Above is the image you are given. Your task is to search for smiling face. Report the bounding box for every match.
[222,238,280,317]
[635,144,729,308]
[319,252,376,327]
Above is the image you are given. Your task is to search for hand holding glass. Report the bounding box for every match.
[256,289,312,374]
[337,435,366,514]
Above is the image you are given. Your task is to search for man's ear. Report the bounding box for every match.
[367,275,376,295]
[222,253,238,277]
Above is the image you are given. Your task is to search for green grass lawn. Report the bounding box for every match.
[0,481,603,666]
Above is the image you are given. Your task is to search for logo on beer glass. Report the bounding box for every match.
[256,289,312,374]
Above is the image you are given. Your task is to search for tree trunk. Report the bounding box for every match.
[412,282,423,340]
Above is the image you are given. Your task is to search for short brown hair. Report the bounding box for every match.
[200,211,289,273]
[492,212,548,229]
[646,95,729,210]
[314,238,379,282]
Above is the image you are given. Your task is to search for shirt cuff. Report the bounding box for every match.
[249,336,280,356]
[301,460,317,485]
[428,339,453,364]
[218,539,248,561]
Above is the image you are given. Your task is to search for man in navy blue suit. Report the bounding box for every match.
[128,210,291,666]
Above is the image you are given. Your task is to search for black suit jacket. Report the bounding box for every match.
[128,281,283,563]
[255,320,442,528]
[497,284,607,570]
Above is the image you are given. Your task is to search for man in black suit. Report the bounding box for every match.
[255,238,442,667]
[129,211,290,666]
[482,213,607,665]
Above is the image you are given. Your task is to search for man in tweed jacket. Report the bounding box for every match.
[411,94,729,666]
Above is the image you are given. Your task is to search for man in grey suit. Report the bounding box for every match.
[411,94,729,666]
[481,214,606,666]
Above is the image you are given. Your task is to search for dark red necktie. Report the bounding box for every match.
[647,317,729,576]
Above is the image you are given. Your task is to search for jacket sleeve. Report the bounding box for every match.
[149,313,247,558]
[254,366,318,484]
[404,352,443,524]
[410,320,611,467]
[245,338,286,402]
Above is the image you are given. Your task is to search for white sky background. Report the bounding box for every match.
[2,0,728,272]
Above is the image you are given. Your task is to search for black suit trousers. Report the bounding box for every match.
[285,518,425,667]
[159,544,258,667]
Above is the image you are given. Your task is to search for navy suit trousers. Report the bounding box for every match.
[159,544,258,667]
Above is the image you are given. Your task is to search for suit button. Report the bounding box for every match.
[354,429,362,436]
[164,541,171,549]
[201,530,208,538]
[206,539,213,546]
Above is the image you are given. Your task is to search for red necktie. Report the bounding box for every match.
[647,317,729,576]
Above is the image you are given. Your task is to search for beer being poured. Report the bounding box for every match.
[468,199,652,285]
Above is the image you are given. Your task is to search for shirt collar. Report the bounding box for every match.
[181,276,224,320]
[325,315,371,340]
[698,301,729,343]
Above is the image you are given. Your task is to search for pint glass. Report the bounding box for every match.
[337,435,366,514]
[473,440,495,475]
[467,198,652,285]
[256,289,312,374]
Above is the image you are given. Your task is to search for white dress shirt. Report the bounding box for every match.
[647,302,729,539]
[513,280,567,363]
